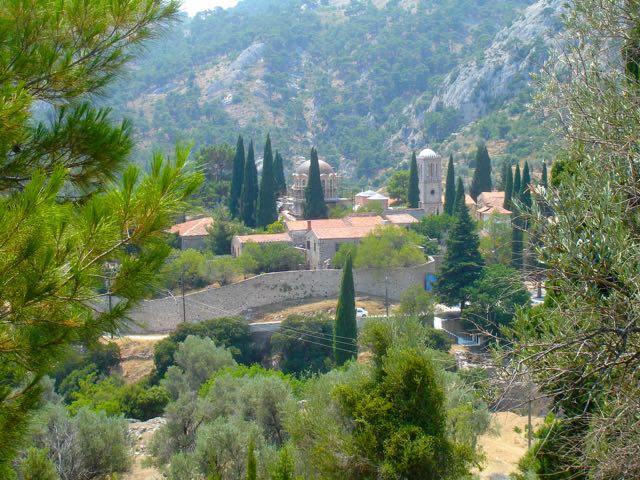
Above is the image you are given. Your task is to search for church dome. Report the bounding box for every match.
[417,148,441,159]
[295,159,335,175]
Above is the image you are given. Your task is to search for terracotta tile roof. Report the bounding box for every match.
[344,215,384,227]
[285,219,345,231]
[477,191,506,208]
[465,195,476,206]
[169,217,213,237]
[234,233,292,244]
[384,213,419,224]
[310,225,378,240]
[478,205,511,215]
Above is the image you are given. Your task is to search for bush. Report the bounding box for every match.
[270,314,334,375]
[332,243,358,269]
[353,226,426,269]
[397,285,435,323]
[239,243,305,273]
[18,448,59,480]
[160,335,236,396]
[120,384,170,420]
[29,405,131,480]
[424,329,454,353]
[152,316,254,382]
[160,249,214,291]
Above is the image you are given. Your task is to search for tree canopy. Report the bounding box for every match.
[435,181,484,306]
[303,148,328,219]
[0,0,202,470]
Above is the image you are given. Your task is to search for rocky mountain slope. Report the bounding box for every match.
[107,0,564,182]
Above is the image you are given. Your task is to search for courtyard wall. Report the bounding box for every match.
[126,259,437,333]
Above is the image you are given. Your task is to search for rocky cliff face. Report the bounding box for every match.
[110,0,561,178]
[428,0,565,123]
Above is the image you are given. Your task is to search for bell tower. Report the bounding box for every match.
[417,148,442,215]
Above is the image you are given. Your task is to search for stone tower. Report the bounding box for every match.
[417,148,442,214]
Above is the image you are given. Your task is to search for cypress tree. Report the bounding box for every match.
[303,147,328,219]
[274,150,287,196]
[408,151,420,208]
[434,180,484,307]
[454,177,465,211]
[240,140,259,228]
[541,160,548,188]
[229,135,245,218]
[521,161,532,211]
[470,144,492,201]
[503,161,513,211]
[513,163,521,205]
[246,437,257,480]
[443,154,456,215]
[256,134,278,228]
[334,254,357,366]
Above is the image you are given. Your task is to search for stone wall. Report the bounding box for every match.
[126,259,436,333]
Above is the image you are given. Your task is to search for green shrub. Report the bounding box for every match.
[152,316,254,382]
[18,448,59,480]
[270,314,334,375]
[120,384,170,420]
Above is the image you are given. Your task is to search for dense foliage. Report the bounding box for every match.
[435,182,484,306]
[105,0,537,178]
[510,1,640,477]
[334,255,357,366]
[0,0,203,471]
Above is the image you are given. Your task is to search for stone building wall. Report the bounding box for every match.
[126,260,436,333]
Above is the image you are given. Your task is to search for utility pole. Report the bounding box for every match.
[181,268,186,323]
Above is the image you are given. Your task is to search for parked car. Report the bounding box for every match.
[356,307,368,318]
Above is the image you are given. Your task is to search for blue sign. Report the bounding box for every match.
[425,274,437,292]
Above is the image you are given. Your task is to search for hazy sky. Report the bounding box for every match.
[180,0,240,16]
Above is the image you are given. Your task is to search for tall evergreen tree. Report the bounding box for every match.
[503,161,513,210]
[0,0,201,469]
[246,437,257,480]
[241,140,259,228]
[434,180,484,307]
[521,161,532,211]
[408,151,420,208]
[229,135,245,218]
[303,148,328,219]
[334,254,357,366]
[454,177,465,211]
[256,134,278,228]
[443,154,456,215]
[541,160,548,188]
[274,150,287,196]
[470,144,492,201]
[513,163,522,204]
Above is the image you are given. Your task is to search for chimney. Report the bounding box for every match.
[307,220,312,230]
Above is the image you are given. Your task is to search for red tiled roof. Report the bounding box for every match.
[169,217,214,237]
[285,215,383,231]
[344,215,384,227]
[465,195,476,206]
[310,225,378,240]
[384,213,418,224]
[285,219,345,231]
[477,191,506,208]
[478,205,511,215]
[234,233,292,244]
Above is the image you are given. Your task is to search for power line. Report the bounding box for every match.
[251,323,358,355]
